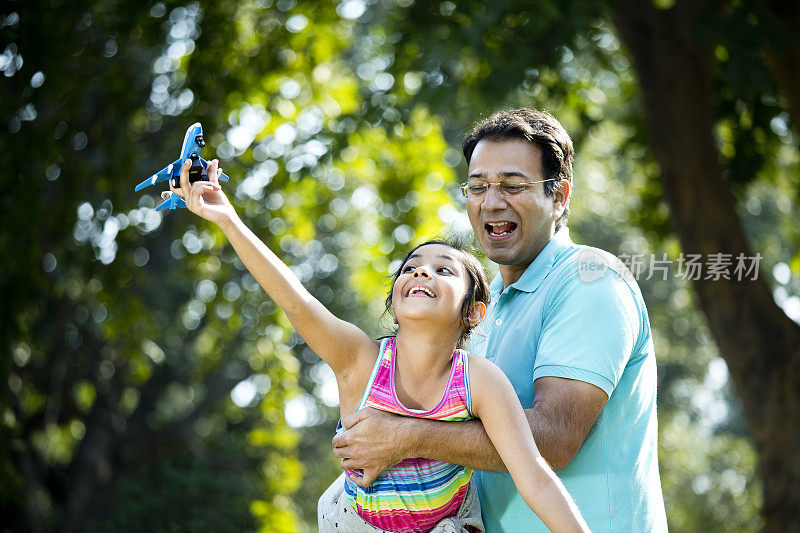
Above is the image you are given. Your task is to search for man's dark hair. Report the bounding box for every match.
[462,108,574,232]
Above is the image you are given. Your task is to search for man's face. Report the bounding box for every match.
[466,139,563,282]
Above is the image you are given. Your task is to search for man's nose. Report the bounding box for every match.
[481,184,507,210]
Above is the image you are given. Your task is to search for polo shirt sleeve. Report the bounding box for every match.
[532,269,641,397]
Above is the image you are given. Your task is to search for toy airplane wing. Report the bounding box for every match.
[135,159,182,192]
[155,191,187,211]
[197,157,230,183]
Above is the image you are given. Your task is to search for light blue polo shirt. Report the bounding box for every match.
[470,228,667,532]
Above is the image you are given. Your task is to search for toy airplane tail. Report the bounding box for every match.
[155,192,187,211]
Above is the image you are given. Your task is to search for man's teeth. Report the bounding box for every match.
[487,222,514,235]
[409,286,435,297]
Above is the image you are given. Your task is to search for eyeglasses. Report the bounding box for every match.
[459,178,559,199]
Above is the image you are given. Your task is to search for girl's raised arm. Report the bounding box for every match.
[467,355,591,533]
[171,159,378,378]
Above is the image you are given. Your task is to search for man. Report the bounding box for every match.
[332,108,668,531]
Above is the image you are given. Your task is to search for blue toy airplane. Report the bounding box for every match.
[135,122,229,211]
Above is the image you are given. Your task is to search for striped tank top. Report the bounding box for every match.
[341,337,475,533]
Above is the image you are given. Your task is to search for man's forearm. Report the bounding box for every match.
[524,407,572,471]
[389,377,607,473]
[403,415,507,472]
[338,387,593,476]
[404,406,574,472]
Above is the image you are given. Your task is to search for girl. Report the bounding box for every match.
[169,158,589,533]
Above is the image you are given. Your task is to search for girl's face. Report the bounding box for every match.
[391,244,472,331]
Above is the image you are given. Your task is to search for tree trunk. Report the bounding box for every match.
[611,0,800,530]
[762,0,800,132]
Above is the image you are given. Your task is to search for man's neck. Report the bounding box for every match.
[497,228,561,288]
[499,263,531,288]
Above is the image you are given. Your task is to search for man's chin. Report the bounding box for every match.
[480,241,518,265]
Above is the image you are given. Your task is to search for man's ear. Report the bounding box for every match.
[468,301,487,327]
[552,179,571,218]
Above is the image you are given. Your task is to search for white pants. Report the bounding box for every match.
[317,473,484,533]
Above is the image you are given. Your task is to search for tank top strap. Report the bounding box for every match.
[447,349,474,418]
[355,337,393,411]
[457,349,473,417]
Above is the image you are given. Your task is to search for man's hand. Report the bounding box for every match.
[331,407,415,487]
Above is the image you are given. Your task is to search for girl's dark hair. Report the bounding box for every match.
[384,237,491,348]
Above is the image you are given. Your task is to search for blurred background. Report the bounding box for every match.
[2,0,799,531]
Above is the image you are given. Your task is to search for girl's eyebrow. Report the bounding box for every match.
[407,252,455,263]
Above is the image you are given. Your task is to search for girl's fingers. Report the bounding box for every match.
[169,173,182,198]
[192,182,220,197]
[186,182,220,210]
[206,159,215,181]
[170,159,192,198]
[168,160,224,213]
[208,159,221,184]
[179,158,192,191]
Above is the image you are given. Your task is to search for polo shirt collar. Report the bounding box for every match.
[490,228,573,296]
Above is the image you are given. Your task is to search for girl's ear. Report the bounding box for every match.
[467,301,487,327]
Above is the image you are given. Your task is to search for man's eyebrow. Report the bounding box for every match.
[467,171,529,180]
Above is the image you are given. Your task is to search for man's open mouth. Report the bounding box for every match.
[485,222,517,237]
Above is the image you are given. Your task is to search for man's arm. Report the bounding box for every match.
[525,376,608,470]
[332,375,607,486]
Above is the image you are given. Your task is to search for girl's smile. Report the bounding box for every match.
[392,244,469,324]
[406,285,436,298]
[385,239,489,350]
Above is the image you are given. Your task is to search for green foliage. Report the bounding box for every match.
[660,411,762,532]
[5,0,798,530]
[83,430,264,532]
[2,0,462,530]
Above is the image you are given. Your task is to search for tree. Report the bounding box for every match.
[1,1,303,529]
[361,0,799,530]
[1,0,456,530]
[610,2,800,529]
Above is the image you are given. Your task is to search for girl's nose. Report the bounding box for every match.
[413,268,430,278]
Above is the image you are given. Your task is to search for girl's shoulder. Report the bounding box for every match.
[464,351,507,386]
[464,352,518,414]
[337,338,382,417]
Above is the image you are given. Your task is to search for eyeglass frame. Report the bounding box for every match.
[459,178,561,199]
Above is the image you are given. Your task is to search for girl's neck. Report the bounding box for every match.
[392,327,461,411]
[394,326,461,379]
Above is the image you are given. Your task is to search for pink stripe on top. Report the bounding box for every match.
[342,337,475,533]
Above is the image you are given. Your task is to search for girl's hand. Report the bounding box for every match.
[169,158,236,227]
